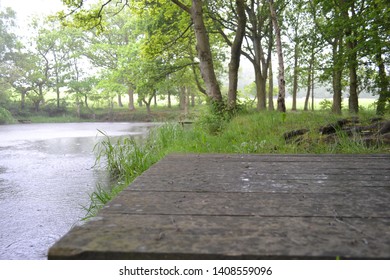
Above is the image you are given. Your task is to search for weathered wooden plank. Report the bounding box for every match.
[146,158,390,173]
[48,154,390,260]
[104,191,390,218]
[167,154,390,162]
[162,153,390,163]
[48,215,390,259]
[127,182,390,193]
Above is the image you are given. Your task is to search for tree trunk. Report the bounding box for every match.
[311,67,315,111]
[75,96,81,118]
[56,84,60,109]
[84,94,89,108]
[167,90,172,108]
[332,68,343,114]
[189,0,222,103]
[191,91,195,107]
[245,2,269,111]
[331,38,343,114]
[341,0,359,114]
[348,50,359,114]
[292,39,299,111]
[118,94,123,107]
[304,46,315,111]
[254,67,267,110]
[20,90,27,111]
[128,87,135,111]
[180,86,186,110]
[143,91,155,114]
[268,59,274,111]
[304,64,312,111]
[269,0,286,112]
[376,50,390,115]
[185,87,189,117]
[227,0,246,110]
[153,93,157,107]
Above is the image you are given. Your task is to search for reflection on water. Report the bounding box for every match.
[0,122,154,260]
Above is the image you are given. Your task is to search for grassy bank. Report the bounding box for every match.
[11,106,195,124]
[86,109,389,218]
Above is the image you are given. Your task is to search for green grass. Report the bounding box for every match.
[85,109,388,218]
[29,115,88,123]
[86,124,181,218]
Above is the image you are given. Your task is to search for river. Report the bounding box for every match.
[0,122,155,260]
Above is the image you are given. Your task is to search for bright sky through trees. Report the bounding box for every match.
[0,0,64,34]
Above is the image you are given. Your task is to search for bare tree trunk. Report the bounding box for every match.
[348,50,359,114]
[153,93,157,107]
[376,50,390,115]
[268,59,274,111]
[171,0,222,103]
[180,86,186,110]
[185,87,189,117]
[21,92,26,111]
[191,91,195,107]
[227,0,246,110]
[188,0,223,103]
[84,94,89,108]
[332,38,343,114]
[311,67,315,111]
[167,90,172,108]
[304,65,311,111]
[292,39,299,111]
[128,87,135,111]
[145,102,151,114]
[254,68,267,110]
[56,83,60,109]
[347,39,359,114]
[341,0,359,114]
[269,0,286,112]
[118,94,123,107]
[143,94,154,114]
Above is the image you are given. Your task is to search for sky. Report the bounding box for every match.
[0,0,65,34]
[1,0,65,18]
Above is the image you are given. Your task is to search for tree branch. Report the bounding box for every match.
[170,0,191,14]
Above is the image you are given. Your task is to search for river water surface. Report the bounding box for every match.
[0,122,154,260]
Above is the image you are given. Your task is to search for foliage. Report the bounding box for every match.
[319,99,333,111]
[0,107,15,124]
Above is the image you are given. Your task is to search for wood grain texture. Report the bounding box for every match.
[48,154,390,259]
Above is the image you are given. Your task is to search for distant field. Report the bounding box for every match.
[283,97,377,111]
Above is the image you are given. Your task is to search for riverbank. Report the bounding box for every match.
[5,107,195,124]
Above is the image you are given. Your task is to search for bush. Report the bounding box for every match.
[42,102,68,117]
[0,107,15,124]
[319,99,333,110]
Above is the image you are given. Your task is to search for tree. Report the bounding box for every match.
[311,0,345,114]
[363,1,389,115]
[0,7,19,105]
[171,0,224,105]
[211,0,274,110]
[206,0,246,109]
[284,0,305,111]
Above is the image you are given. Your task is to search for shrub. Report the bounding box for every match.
[319,99,333,111]
[0,107,15,124]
